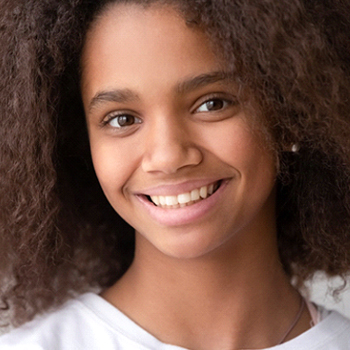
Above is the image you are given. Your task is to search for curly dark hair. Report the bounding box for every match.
[1,0,350,327]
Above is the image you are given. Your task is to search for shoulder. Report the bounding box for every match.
[0,293,130,350]
[276,309,350,350]
[0,293,179,350]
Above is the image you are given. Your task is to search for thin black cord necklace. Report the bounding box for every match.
[240,297,305,350]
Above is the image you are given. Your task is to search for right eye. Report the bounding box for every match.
[104,114,142,128]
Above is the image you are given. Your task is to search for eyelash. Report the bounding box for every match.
[193,94,238,114]
[101,112,142,129]
[100,94,238,129]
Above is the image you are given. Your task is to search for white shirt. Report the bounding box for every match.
[0,293,349,349]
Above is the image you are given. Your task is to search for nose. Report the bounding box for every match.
[141,115,203,174]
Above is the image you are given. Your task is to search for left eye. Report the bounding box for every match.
[196,99,228,112]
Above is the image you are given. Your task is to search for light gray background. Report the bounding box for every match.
[308,273,350,318]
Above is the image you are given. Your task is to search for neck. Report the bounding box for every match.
[102,228,309,349]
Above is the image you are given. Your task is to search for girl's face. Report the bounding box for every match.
[81,3,277,259]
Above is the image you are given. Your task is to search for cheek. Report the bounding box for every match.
[198,118,276,193]
[90,140,135,199]
[199,117,271,169]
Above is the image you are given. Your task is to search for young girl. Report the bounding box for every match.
[1,0,350,349]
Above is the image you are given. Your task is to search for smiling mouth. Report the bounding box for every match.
[146,181,221,209]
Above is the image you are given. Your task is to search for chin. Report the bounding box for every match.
[137,227,231,261]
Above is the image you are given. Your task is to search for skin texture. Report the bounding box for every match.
[2,0,350,328]
[81,4,312,349]
[82,3,277,261]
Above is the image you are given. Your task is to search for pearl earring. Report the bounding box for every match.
[291,143,300,153]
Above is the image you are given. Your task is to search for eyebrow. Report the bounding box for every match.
[176,71,233,94]
[88,71,232,112]
[88,89,140,112]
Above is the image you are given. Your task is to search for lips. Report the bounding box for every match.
[148,181,221,209]
[135,179,228,226]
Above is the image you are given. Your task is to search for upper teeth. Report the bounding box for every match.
[150,183,215,208]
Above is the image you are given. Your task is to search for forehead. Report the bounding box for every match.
[80,3,223,96]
